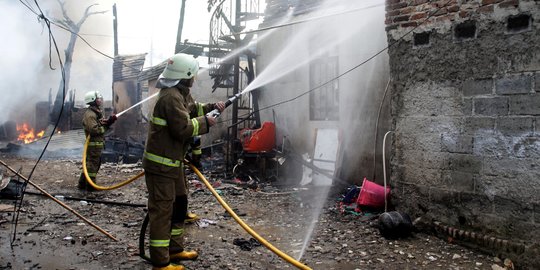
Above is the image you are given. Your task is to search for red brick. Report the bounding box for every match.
[447,5,460,13]
[410,12,428,20]
[481,0,503,5]
[459,10,470,18]
[389,2,408,11]
[498,0,519,8]
[388,9,401,16]
[434,7,448,16]
[478,5,494,13]
[412,0,429,5]
[386,0,401,5]
[394,15,410,22]
[400,6,415,15]
[401,21,418,28]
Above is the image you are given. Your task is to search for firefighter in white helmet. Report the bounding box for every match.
[78,91,117,191]
[142,53,224,270]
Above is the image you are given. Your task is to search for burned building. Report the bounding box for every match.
[112,54,147,143]
[257,1,391,185]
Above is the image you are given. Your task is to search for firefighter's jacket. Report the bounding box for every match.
[143,85,214,179]
[82,105,106,146]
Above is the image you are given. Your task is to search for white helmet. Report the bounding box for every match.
[84,91,103,104]
[160,53,199,80]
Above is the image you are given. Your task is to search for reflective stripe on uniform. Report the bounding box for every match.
[193,149,202,155]
[88,141,104,147]
[191,118,199,136]
[150,239,170,247]
[171,228,184,236]
[151,117,167,126]
[98,126,105,134]
[197,103,205,117]
[143,151,181,167]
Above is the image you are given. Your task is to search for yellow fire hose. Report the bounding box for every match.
[186,161,312,270]
[83,135,311,268]
[82,136,144,190]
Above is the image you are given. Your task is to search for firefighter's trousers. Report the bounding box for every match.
[145,171,188,267]
[78,145,102,190]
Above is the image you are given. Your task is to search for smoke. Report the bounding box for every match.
[0,0,218,128]
[0,0,115,126]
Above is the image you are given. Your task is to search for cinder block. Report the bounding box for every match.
[496,116,534,135]
[474,97,509,116]
[496,74,532,95]
[441,133,474,153]
[463,79,493,96]
[509,94,540,115]
[447,154,482,173]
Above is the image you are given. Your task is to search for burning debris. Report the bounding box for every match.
[16,123,45,144]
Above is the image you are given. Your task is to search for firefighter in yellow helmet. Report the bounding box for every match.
[142,53,224,270]
[78,91,117,191]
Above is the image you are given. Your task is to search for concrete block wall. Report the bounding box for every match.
[385,0,540,266]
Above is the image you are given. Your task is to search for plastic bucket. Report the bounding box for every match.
[356,178,390,209]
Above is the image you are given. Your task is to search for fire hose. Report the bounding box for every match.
[139,161,312,270]
[137,93,312,269]
[81,136,145,191]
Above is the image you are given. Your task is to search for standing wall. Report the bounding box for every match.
[385,0,540,266]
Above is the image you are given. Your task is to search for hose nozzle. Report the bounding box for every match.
[207,93,243,118]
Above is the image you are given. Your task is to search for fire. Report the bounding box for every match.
[16,123,45,144]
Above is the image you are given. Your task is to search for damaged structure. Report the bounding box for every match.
[385,0,540,266]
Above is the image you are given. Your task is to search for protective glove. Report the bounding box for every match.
[185,153,202,169]
[104,114,117,127]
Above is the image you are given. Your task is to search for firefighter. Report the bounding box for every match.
[78,91,117,191]
[142,53,224,270]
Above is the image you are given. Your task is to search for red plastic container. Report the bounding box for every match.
[356,178,391,209]
[240,122,276,152]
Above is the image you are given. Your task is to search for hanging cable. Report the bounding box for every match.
[11,0,67,246]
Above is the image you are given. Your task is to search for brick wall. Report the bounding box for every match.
[385,0,540,267]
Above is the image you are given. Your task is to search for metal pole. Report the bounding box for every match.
[0,159,119,242]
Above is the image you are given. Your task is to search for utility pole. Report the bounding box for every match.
[175,0,187,53]
[113,4,118,56]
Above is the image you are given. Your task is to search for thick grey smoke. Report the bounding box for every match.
[0,0,114,125]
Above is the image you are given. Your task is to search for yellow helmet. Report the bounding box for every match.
[160,53,199,80]
[84,91,103,104]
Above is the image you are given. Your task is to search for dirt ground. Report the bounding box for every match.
[0,154,512,270]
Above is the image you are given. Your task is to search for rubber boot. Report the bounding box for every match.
[78,174,98,192]
[152,263,185,270]
[170,250,199,261]
[185,212,200,223]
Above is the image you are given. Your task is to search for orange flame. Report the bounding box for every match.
[16,123,45,144]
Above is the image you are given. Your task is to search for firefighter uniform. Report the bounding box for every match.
[143,85,214,267]
[188,102,208,168]
[78,105,107,191]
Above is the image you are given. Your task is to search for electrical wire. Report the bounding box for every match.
[11,0,66,246]
[218,0,454,126]
[19,0,141,72]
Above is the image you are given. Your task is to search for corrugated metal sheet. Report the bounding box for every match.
[138,61,166,82]
[113,54,147,82]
